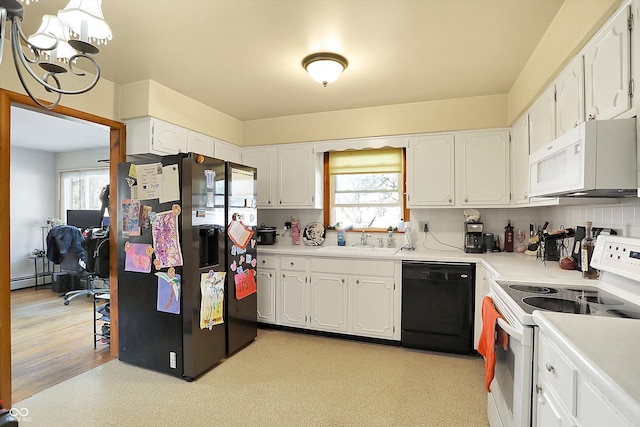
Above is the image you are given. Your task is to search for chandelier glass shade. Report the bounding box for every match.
[0,0,112,109]
[28,14,76,62]
[302,52,348,87]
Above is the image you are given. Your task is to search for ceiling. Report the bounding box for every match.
[16,0,566,122]
[10,106,110,152]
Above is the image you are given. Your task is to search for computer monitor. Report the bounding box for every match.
[67,210,103,230]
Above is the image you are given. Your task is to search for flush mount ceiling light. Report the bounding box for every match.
[0,0,112,109]
[302,52,348,87]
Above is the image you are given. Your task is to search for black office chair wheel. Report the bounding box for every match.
[64,300,70,305]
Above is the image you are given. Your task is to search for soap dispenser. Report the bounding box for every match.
[337,227,346,246]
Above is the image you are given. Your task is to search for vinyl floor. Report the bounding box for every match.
[14,326,490,427]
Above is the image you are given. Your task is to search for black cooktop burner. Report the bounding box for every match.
[497,281,640,319]
[577,295,624,305]
[508,284,558,294]
[522,296,598,314]
[563,288,598,294]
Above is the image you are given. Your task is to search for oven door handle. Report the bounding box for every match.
[497,317,524,343]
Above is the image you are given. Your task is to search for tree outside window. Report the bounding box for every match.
[60,168,109,219]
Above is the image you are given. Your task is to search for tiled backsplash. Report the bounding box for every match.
[257,198,640,249]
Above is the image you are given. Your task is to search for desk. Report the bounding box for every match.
[28,254,53,290]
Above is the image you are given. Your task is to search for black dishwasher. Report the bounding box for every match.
[401,261,475,354]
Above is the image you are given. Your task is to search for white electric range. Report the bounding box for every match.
[487,235,640,427]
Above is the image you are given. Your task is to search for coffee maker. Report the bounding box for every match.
[464,221,484,253]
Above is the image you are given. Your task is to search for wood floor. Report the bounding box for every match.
[10,286,113,403]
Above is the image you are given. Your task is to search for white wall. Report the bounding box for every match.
[10,147,56,290]
[256,200,640,252]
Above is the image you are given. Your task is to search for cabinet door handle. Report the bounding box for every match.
[464,197,469,203]
[588,113,596,121]
[545,363,555,373]
[448,198,452,203]
[290,262,295,266]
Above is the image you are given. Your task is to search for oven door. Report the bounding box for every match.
[487,317,533,427]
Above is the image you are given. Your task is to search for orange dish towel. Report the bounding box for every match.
[477,296,508,392]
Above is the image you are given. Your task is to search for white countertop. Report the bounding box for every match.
[533,311,640,422]
[257,243,596,285]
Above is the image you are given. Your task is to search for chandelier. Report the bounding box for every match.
[0,0,112,109]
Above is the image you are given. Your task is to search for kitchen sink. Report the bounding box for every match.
[317,245,399,255]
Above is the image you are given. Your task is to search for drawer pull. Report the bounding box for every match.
[545,363,555,373]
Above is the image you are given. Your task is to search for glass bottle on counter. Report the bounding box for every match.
[581,221,598,279]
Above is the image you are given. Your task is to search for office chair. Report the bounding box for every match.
[46,225,108,305]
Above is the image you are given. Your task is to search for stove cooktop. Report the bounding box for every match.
[496,282,640,319]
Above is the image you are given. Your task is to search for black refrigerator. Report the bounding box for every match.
[116,153,258,380]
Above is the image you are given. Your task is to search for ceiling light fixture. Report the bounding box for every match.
[0,0,112,109]
[302,52,348,87]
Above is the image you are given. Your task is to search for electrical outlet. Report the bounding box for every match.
[420,221,429,232]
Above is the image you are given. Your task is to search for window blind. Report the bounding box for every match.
[328,148,403,174]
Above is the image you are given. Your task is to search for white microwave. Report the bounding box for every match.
[529,118,637,198]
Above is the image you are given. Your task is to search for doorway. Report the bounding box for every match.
[0,89,126,407]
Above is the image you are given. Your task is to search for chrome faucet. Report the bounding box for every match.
[361,231,371,246]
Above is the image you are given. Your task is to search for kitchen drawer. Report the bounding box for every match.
[258,255,277,269]
[310,258,395,277]
[538,334,578,416]
[280,256,307,271]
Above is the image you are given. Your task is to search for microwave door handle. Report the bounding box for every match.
[497,317,524,343]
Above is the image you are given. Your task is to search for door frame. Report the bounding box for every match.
[0,89,126,407]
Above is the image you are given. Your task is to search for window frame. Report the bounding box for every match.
[59,167,110,220]
[322,149,410,231]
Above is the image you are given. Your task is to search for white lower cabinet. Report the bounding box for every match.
[535,330,633,427]
[256,255,277,324]
[473,264,491,350]
[270,254,398,340]
[309,272,349,333]
[536,376,576,427]
[278,256,308,328]
[351,275,395,339]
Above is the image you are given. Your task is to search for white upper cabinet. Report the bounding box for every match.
[406,134,455,207]
[186,131,214,157]
[528,85,557,154]
[584,4,632,120]
[213,139,242,163]
[555,55,585,136]
[456,129,511,206]
[126,116,242,161]
[510,114,530,205]
[126,117,188,155]
[277,144,322,208]
[242,146,277,208]
[242,144,322,209]
[407,130,510,207]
